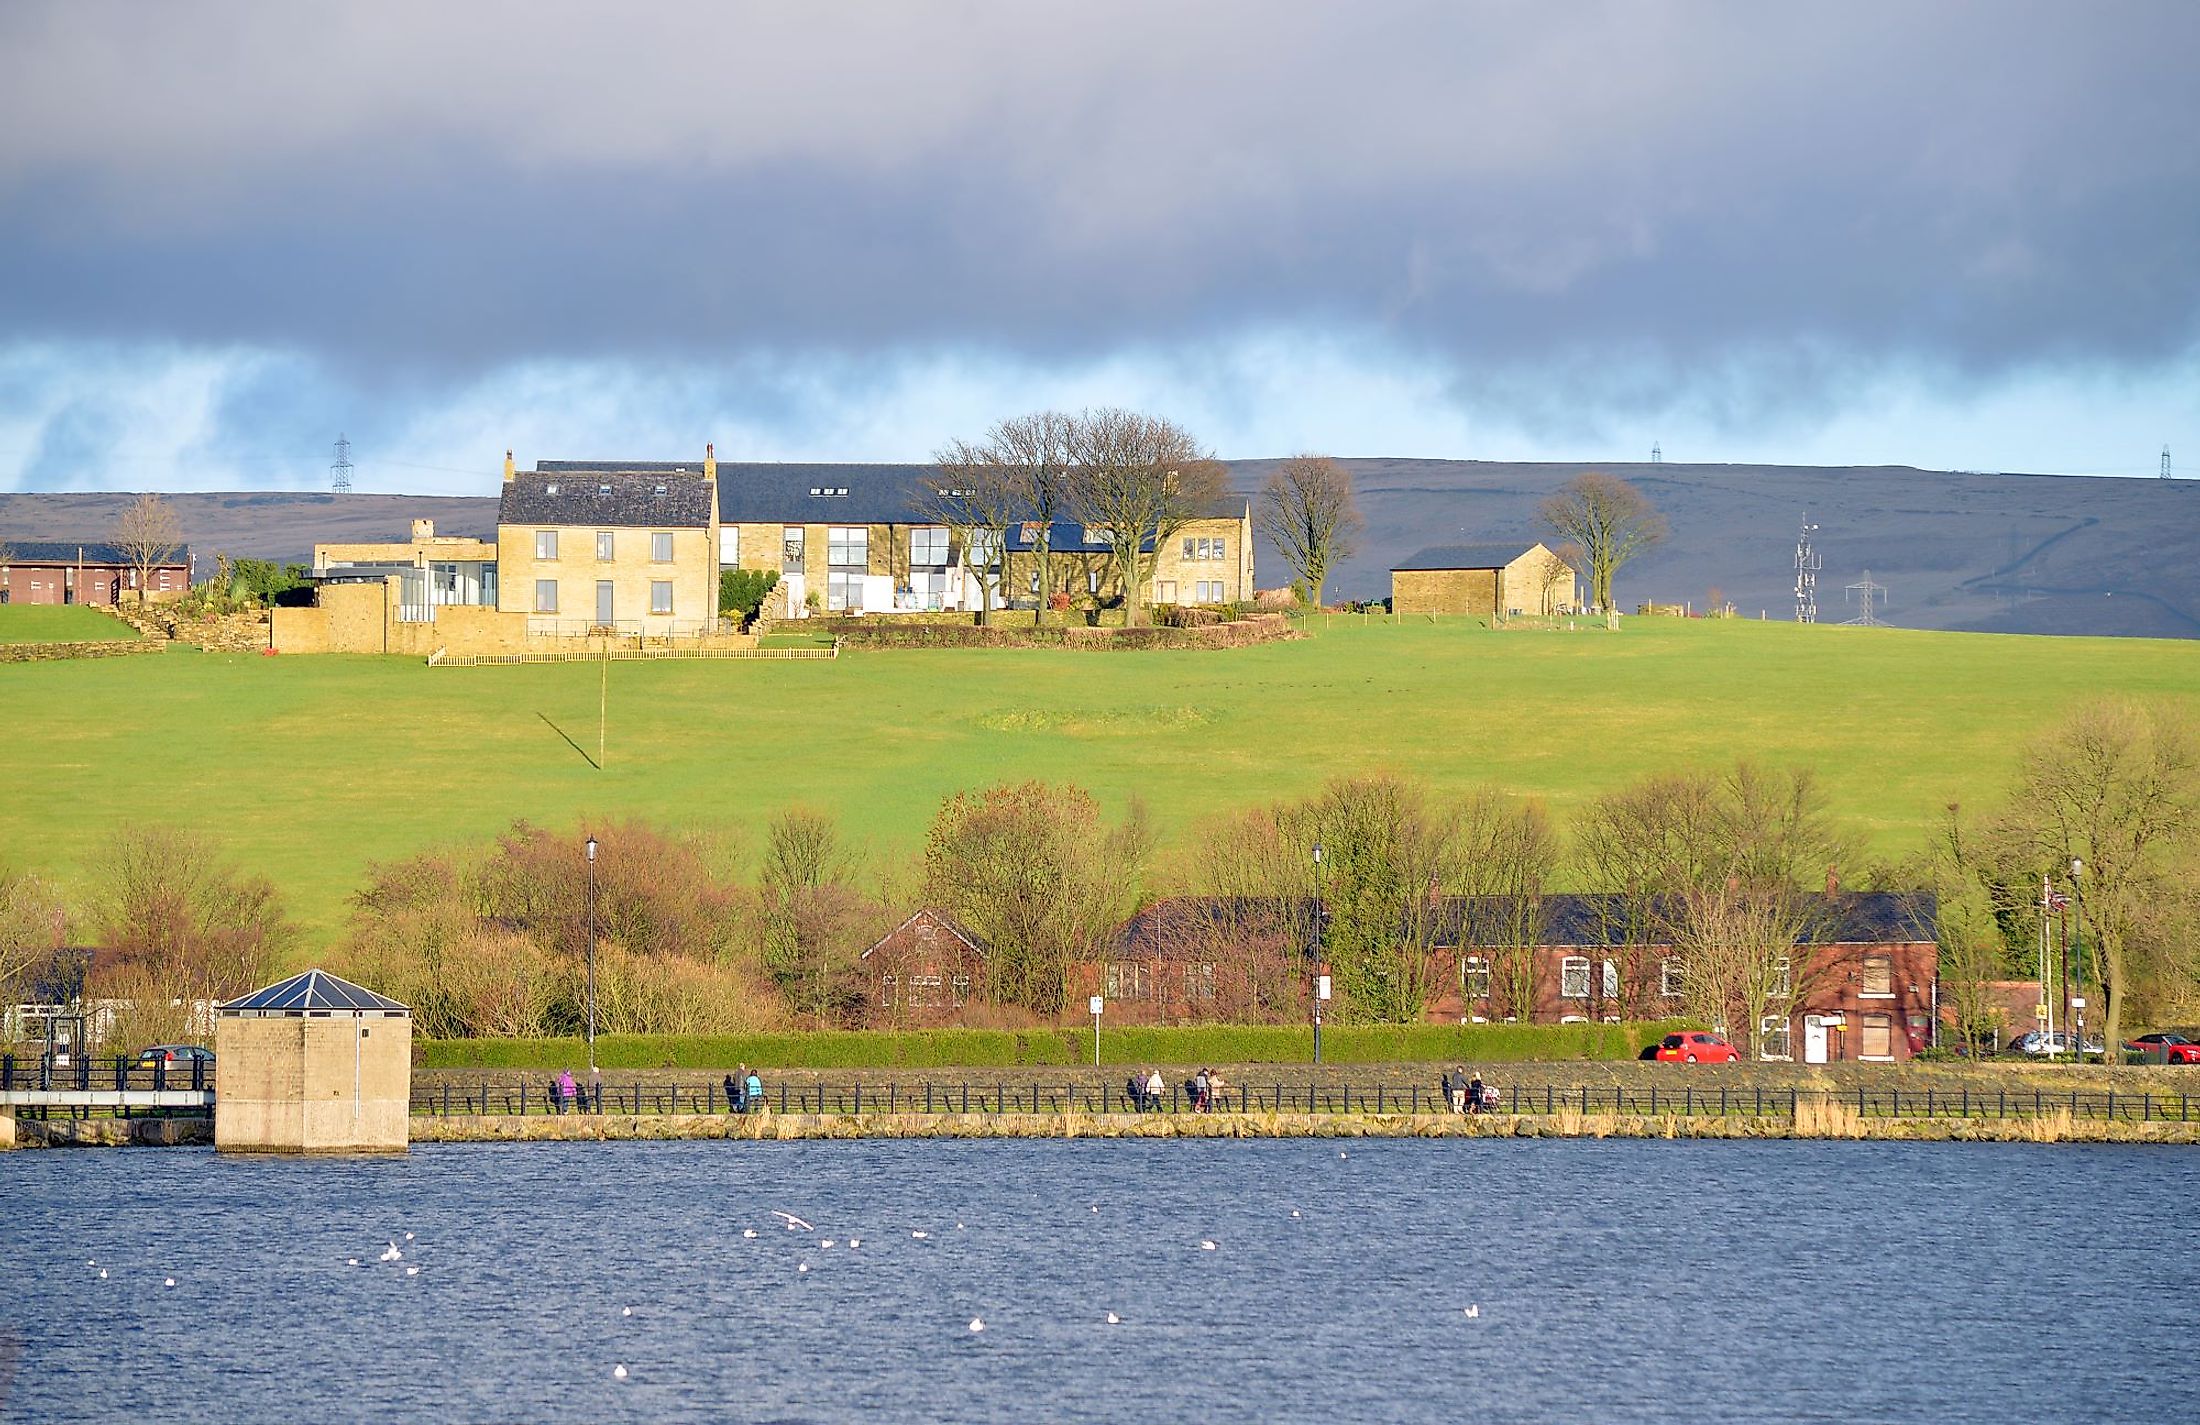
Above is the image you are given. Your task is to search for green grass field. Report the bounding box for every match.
[0,604,138,643]
[3,615,2195,950]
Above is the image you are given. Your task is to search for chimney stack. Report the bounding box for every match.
[704,442,717,482]
[1825,865,1840,897]
[503,449,515,482]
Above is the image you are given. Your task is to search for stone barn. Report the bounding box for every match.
[1390,543,1575,616]
[214,969,412,1153]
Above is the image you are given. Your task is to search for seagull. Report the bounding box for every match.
[1105,1312,1121,1325]
[848,1238,861,1248]
[622,1307,633,1318]
[613,1365,628,1381]
[380,1242,402,1262]
[405,1266,419,1277]
[404,1232,415,1242]
[1091,1205,1100,1213]
[955,1222,965,1231]
[797,1263,810,1273]
[346,1258,360,1267]
[742,1229,758,1239]
[164,1277,176,1288]
[1338,1151,1348,1159]
[1289,1210,1302,1219]
[967,1317,985,1333]
[1199,1241,1218,1251]
[99,1269,108,1280]
[820,1239,835,1249]
[1464,1305,1480,1319]
[911,1231,930,1240]
[772,1212,815,1232]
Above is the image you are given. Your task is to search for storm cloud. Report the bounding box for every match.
[1,1,2196,482]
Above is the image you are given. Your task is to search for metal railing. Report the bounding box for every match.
[1,1051,213,1103]
[407,1078,2200,1123]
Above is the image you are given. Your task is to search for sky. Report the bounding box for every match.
[1,1,2196,493]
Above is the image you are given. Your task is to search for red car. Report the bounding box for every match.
[1652,1031,1743,1064]
[2125,1033,2200,1064]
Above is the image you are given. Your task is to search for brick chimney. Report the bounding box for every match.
[704,442,717,482]
[411,518,435,541]
[502,449,515,482]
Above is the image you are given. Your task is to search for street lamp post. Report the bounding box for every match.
[1311,843,1326,1066]
[585,836,599,1075]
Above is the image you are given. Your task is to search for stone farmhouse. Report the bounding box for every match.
[860,889,1942,1062]
[1390,542,1576,616]
[0,540,192,606]
[275,447,1255,652]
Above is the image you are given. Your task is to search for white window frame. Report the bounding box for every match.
[783,526,806,564]
[532,579,559,614]
[910,526,950,567]
[535,530,559,561]
[909,974,945,1009]
[827,525,867,567]
[879,973,897,1007]
[1601,959,1619,1000]
[1759,1015,1793,1061]
[595,531,615,562]
[1560,955,1590,1000]
[1460,955,1490,999]
[826,570,859,612]
[1183,962,1217,1002]
[1659,958,1683,999]
[719,526,739,566]
[1772,956,1792,997]
[1104,961,1151,1001]
[651,531,675,563]
[649,580,674,615]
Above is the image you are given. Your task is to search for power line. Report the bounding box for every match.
[1843,569,1889,627]
[330,434,353,494]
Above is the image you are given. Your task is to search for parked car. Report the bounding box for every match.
[135,1044,215,1071]
[1651,1031,1742,1064]
[2006,1030,2105,1058]
[2124,1032,2200,1065]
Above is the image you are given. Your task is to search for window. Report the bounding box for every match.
[1082,526,1114,546]
[719,527,739,567]
[1182,537,1198,560]
[1104,961,1151,1000]
[1861,953,1893,997]
[911,526,950,566]
[651,531,674,563]
[908,974,945,1008]
[1772,956,1792,997]
[783,526,806,565]
[1157,580,1177,603]
[1561,956,1591,999]
[828,526,867,567]
[1194,580,1225,603]
[1760,1016,1793,1060]
[544,482,559,495]
[535,530,559,561]
[1088,568,1101,594]
[532,579,559,614]
[950,973,970,1006]
[650,581,673,615]
[1182,962,1217,1002]
[879,973,897,1007]
[1860,1013,1894,1060]
[1660,958,1683,998]
[827,570,860,612]
[1601,959,1619,1000]
[1460,955,1490,999]
[596,531,615,562]
[1180,537,1226,561]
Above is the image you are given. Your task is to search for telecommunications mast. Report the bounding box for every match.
[1793,516,1821,623]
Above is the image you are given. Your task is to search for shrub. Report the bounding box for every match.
[718,568,781,624]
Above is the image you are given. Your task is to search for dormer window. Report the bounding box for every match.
[654,483,668,497]
[544,483,559,495]
[598,484,611,496]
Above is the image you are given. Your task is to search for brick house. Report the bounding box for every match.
[1425,891,1940,1062]
[0,540,191,606]
[1390,542,1575,616]
[861,909,986,1026]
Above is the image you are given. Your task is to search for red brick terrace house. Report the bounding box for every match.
[0,541,192,605]
[1425,891,1940,1062]
[861,910,985,1026]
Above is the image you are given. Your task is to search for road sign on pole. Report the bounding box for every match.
[1090,995,1104,1066]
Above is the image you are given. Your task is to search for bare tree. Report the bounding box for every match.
[1257,454,1362,608]
[1925,803,2026,1057]
[922,782,1152,1013]
[1539,472,1666,612]
[1999,697,2200,1053]
[757,807,871,1027]
[114,494,185,600]
[1294,775,1463,1023]
[0,868,68,1013]
[1064,408,1227,627]
[1665,874,1815,1057]
[990,411,1076,618]
[1450,792,1560,1022]
[920,445,1022,626]
[90,826,290,1042]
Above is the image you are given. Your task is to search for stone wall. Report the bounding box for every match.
[0,639,165,663]
[831,613,1294,651]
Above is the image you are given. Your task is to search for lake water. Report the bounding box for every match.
[2,1139,2194,1422]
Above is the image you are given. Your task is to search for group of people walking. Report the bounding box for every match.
[551,1068,594,1114]
[720,1065,767,1113]
[1439,1067,1497,1114]
[1121,1067,1236,1112]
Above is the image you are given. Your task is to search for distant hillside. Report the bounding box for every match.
[4,461,2195,637]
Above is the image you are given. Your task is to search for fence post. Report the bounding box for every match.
[854,1083,862,1116]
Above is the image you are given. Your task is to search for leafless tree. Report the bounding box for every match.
[922,782,1152,1013]
[1998,697,2200,1052]
[923,440,1025,626]
[89,826,290,1043]
[1924,803,2027,1057]
[1450,792,1560,1022]
[1665,874,1816,1057]
[0,868,68,1014]
[757,807,872,1027]
[1256,454,1362,608]
[1064,408,1227,626]
[1539,472,1666,612]
[114,494,185,599]
[1291,775,1463,1023]
[990,411,1077,618]
[1538,541,1582,615]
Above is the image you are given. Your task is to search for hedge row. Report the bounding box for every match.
[417,1020,1695,1071]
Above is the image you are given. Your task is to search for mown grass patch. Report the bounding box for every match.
[0,605,139,643]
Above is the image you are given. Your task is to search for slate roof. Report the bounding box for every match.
[1391,543,1549,572]
[217,969,410,1015]
[2,540,191,567]
[500,470,713,529]
[1006,520,1157,556]
[1113,890,1937,956]
[536,460,1245,526]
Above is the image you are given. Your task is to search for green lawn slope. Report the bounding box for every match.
[1,615,2194,950]
[0,605,138,643]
